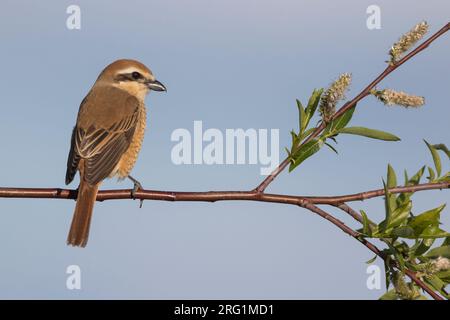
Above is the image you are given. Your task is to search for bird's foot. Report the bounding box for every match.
[128,175,144,208]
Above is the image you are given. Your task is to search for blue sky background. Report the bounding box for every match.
[0,0,449,299]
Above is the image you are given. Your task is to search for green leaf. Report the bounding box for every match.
[384,258,391,290]
[411,239,435,258]
[442,237,450,246]
[338,126,401,141]
[379,289,398,300]
[432,143,450,159]
[419,225,450,239]
[388,201,412,228]
[331,106,356,132]
[425,245,450,258]
[427,166,436,182]
[381,180,392,232]
[289,139,323,172]
[299,127,315,141]
[396,167,425,205]
[296,99,307,134]
[361,210,372,236]
[408,166,426,186]
[290,130,297,143]
[425,140,442,177]
[438,172,450,182]
[409,204,446,235]
[324,142,338,154]
[387,242,406,271]
[391,226,415,238]
[424,275,448,298]
[304,88,323,121]
[436,269,450,283]
[387,164,398,211]
[387,164,397,188]
[366,255,378,264]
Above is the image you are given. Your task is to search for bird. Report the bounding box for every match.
[65,59,166,247]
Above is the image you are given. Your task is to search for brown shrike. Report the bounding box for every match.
[65,59,166,247]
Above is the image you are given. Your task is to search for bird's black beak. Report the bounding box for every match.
[146,79,167,92]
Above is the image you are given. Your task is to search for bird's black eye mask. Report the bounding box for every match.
[115,71,144,82]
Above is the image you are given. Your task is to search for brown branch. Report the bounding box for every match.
[308,181,450,204]
[335,202,365,224]
[254,22,450,193]
[331,202,444,300]
[1,181,447,204]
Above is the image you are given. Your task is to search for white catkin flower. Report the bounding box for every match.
[389,21,428,63]
[433,257,450,271]
[372,89,425,108]
[319,73,352,122]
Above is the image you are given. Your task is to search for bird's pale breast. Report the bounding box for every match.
[114,103,147,178]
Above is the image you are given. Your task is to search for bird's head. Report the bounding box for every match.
[96,59,166,100]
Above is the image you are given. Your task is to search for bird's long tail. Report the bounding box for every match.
[67,179,99,247]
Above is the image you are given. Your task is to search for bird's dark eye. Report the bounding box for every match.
[131,71,142,80]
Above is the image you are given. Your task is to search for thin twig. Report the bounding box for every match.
[0,181,447,204]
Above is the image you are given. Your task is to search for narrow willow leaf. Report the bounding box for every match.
[331,105,356,132]
[296,99,307,134]
[361,210,372,236]
[321,119,334,138]
[299,127,315,141]
[290,130,297,142]
[419,225,450,239]
[411,239,435,258]
[324,142,338,154]
[443,237,450,246]
[289,139,323,172]
[387,164,398,211]
[409,204,446,235]
[338,127,401,141]
[397,167,424,205]
[427,166,436,182]
[289,130,301,155]
[366,255,377,264]
[379,289,398,300]
[391,226,415,238]
[388,201,412,228]
[386,242,406,271]
[285,147,292,160]
[408,166,425,186]
[381,180,392,232]
[305,88,323,121]
[384,258,391,290]
[425,140,442,177]
[425,245,450,258]
[435,270,450,283]
[432,143,450,159]
[437,172,450,182]
[424,275,448,298]
[387,164,397,188]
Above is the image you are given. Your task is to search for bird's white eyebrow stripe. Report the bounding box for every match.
[115,67,149,75]
[115,67,138,74]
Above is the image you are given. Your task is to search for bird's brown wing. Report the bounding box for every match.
[66,126,81,185]
[65,89,140,185]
